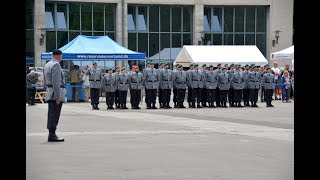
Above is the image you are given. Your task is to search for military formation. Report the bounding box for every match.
[85,61,278,110]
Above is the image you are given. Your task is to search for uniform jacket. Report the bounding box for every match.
[143,68,159,89]
[205,70,219,89]
[230,72,245,90]
[117,73,129,91]
[189,69,204,88]
[86,67,103,89]
[246,71,261,89]
[129,71,143,90]
[43,59,65,101]
[159,68,173,89]
[217,72,231,90]
[102,73,117,92]
[173,70,188,89]
[262,73,276,89]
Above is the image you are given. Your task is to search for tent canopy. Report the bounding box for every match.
[41,35,146,61]
[174,45,268,67]
[270,45,294,59]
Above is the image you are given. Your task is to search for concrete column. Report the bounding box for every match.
[193,4,204,45]
[34,0,46,67]
[116,1,128,69]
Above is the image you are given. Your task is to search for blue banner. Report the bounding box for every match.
[41,53,146,61]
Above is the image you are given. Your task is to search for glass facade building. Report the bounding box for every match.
[26,1,282,72]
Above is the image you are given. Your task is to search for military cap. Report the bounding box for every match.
[266,67,271,70]
[178,64,183,68]
[202,64,207,67]
[189,63,194,67]
[230,63,234,67]
[174,63,180,67]
[131,65,137,69]
[245,64,249,67]
[146,61,151,64]
[194,64,199,67]
[209,65,213,68]
[236,67,241,70]
[221,67,226,70]
[93,62,97,65]
[107,68,113,71]
[149,61,154,65]
[115,66,120,69]
[121,67,125,71]
[52,49,62,55]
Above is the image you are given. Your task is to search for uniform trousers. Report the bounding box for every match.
[243,88,250,103]
[173,88,177,103]
[115,89,120,106]
[119,90,128,106]
[130,89,141,107]
[228,88,234,103]
[207,89,216,104]
[192,88,202,104]
[162,89,171,103]
[265,89,273,103]
[146,89,157,104]
[47,100,63,131]
[90,88,100,105]
[216,88,221,106]
[177,89,186,103]
[187,87,193,103]
[249,89,259,102]
[158,88,163,105]
[201,88,207,104]
[233,89,243,102]
[220,90,229,102]
[106,92,115,106]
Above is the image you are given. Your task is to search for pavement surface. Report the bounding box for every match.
[26,100,294,180]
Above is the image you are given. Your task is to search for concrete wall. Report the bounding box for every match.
[37,0,293,67]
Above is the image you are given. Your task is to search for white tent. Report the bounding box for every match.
[270,45,294,59]
[174,45,268,67]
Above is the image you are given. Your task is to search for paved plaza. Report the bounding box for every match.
[26,100,294,180]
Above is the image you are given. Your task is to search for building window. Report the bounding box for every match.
[45,2,116,71]
[128,5,193,68]
[204,6,267,56]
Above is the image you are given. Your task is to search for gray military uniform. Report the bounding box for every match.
[86,67,103,89]
[102,73,117,92]
[247,70,261,104]
[173,70,188,89]
[263,72,276,106]
[143,68,159,106]
[217,73,231,90]
[44,60,65,101]
[117,73,129,91]
[129,71,143,108]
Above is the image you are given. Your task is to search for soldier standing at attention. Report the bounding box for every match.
[114,66,121,109]
[214,63,222,107]
[43,49,65,142]
[117,67,129,109]
[217,67,230,108]
[143,61,151,106]
[172,64,179,108]
[242,64,251,106]
[190,64,204,108]
[143,61,159,109]
[158,62,165,108]
[230,67,245,107]
[129,65,143,109]
[247,65,261,107]
[86,62,103,110]
[159,62,173,108]
[186,63,194,107]
[102,68,117,110]
[205,65,219,108]
[263,67,275,107]
[200,64,208,107]
[227,64,235,107]
[173,64,187,108]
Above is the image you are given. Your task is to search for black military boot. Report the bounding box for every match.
[202,102,208,107]
[254,101,259,107]
[92,105,95,110]
[95,104,100,110]
[180,102,186,108]
[238,102,243,107]
[269,102,274,107]
[48,129,64,142]
[197,103,203,108]
[147,103,152,109]
[174,102,177,108]
[191,102,196,108]
[123,103,128,109]
[160,103,164,108]
[188,102,192,108]
[167,102,172,108]
[223,101,228,108]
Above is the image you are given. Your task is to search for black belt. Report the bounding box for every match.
[234,82,243,83]
[192,80,201,81]
[220,82,228,84]
[176,82,185,84]
[250,81,259,82]
[46,85,65,88]
[265,82,272,83]
[131,82,140,83]
[105,84,114,86]
[162,80,172,81]
[147,80,157,82]
[119,83,128,84]
[89,80,101,81]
